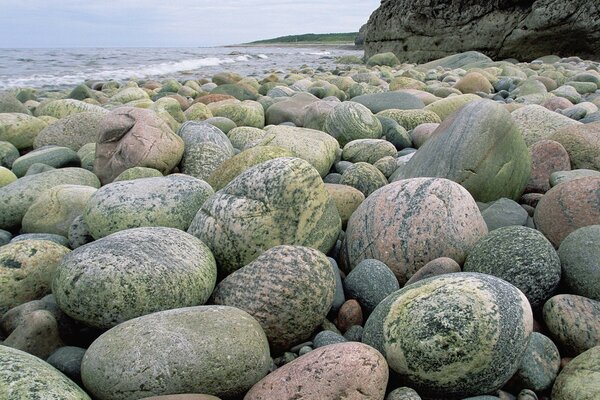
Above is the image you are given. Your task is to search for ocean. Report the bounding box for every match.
[0,46,363,92]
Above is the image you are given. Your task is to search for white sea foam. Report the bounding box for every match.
[257,54,269,59]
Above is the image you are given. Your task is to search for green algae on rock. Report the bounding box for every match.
[0,113,47,150]
[188,157,341,277]
[52,227,217,328]
[0,345,91,400]
[323,101,383,147]
[363,272,533,399]
[552,345,600,400]
[81,306,271,400]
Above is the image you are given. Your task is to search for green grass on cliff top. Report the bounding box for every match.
[246,32,358,44]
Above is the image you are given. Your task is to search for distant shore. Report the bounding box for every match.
[226,42,361,51]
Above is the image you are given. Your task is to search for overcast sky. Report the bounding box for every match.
[0,0,381,48]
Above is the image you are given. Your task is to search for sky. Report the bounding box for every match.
[0,0,381,48]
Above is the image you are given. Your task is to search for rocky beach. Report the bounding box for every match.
[1,27,600,400]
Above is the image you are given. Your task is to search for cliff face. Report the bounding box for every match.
[364,0,600,62]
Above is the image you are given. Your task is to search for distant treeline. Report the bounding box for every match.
[248,32,358,44]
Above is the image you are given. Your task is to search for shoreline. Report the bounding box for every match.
[226,42,361,51]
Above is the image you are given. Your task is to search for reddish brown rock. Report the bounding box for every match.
[534,176,600,247]
[244,342,388,400]
[525,140,571,193]
[93,107,184,184]
[410,122,440,148]
[550,122,600,171]
[335,300,363,333]
[194,94,236,105]
[404,256,461,286]
[3,309,63,359]
[520,192,544,208]
[542,97,574,112]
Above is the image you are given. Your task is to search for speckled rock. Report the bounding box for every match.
[543,294,600,355]
[424,94,481,121]
[342,139,397,164]
[550,169,600,187]
[212,245,334,353]
[344,178,487,285]
[84,174,213,239]
[352,91,425,114]
[177,121,234,181]
[47,346,87,385]
[335,299,363,333]
[481,197,529,231]
[10,233,69,247]
[244,342,388,400]
[464,226,560,308]
[21,184,97,237]
[113,166,163,181]
[0,239,70,314]
[339,161,388,197]
[0,113,47,149]
[324,101,383,147]
[534,176,600,248]
[94,107,184,184]
[109,87,150,103]
[81,306,271,400]
[24,162,55,175]
[188,157,341,277]
[394,99,531,203]
[559,225,600,302]
[53,227,217,328]
[404,257,461,286]
[514,332,561,392]
[380,117,412,149]
[552,345,600,400]
[207,99,264,128]
[526,140,571,193]
[226,127,266,150]
[77,142,95,171]
[67,215,92,249]
[0,345,91,399]
[251,125,340,177]
[12,146,80,177]
[363,272,533,399]
[386,387,422,400]
[377,109,441,131]
[33,112,105,151]
[302,100,338,131]
[0,141,19,169]
[3,309,63,359]
[511,105,581,146]
[34,99,107,119]
[207,146,294,191]
[343,259,399,314]
[550,121,600,171]
[324,183,365,228]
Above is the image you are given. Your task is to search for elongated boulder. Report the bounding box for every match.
[0,113,47,149]
[188,157,341,277]
[352,91,425,113]
[250,125,339,177]
[212,245,335,353]
[94,107,184,184]
[12,145,80,177]
[265,92,319,126]
[244,342,388,400]
[363,272,533,399]
[81,306,271,400]
[394,99,531,203]
[0,240,70,314]
[323,101,382,147]
[33,112,105,151]
[0,167,100,231]
[0,345,91,399]
[343,178,487,285]
[52,227,217,328]
[84,174,213,239]
[34,99,107,119]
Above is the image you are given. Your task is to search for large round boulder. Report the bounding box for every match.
[550,121,600,171]
[34,99,107,119]
[363,272,533,399]
[33,112,105,151]
[394,99,531,202]
[93,107,184,184]
[81,306,271,400]
[212,245,335,353]
[0,113,47,149]
[84,174,213,239]
[52,227,217,328]
[0,345,91,399]
[188,157,341,277]
[343,177,487,285]
[558,225,600,302]
[323,101,383,147]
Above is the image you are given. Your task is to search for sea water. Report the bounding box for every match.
[0,46,363,91]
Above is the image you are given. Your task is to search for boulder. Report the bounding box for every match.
[352,91,425,114]
[343,259,399,314]
[364,1,600,63]
[342,139,397,164]
[511,105,581,146]
[323,101,383,147]
[394,99,531,202]
[338,162,388,197]
[12,146,80,177]
[552,346,600,400]
[33,112,105,151]
[514,332,561,392]
[0,113,47,149]
[526,140,571,193]
[207,100,264,128]
[550,121,600,171]
[265,92,319,126]
[53,227,217,328]
[0,141,19,168]
[558,225,600,302]
[93,107,184,184]
[34,99,107,119]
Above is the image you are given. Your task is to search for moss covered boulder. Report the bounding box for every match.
[323,101,383,147]
[464,226,561,308]
[109,87,150,104]
[250,125,340,177]
[342,138,397,164]
[12,146,81,177]
[34,99,107,119]
[552,346,600,399]
[188,157,340,277]
[366,52,400,67]
[550,122,600,171]
[212,245,334,352]
[377,109,441,131]
[0,167,100,231]
[113,166,163,181]
[227,126,267,150]
[394,99,531,203]
[33,111,105,151]
[0,345,90,399]
[21,184,97,237]
[53,227,217,328]
[0,166,17,187]
[0,239,70,314]
[338,161,388,197]
[559,225,600,302]
[324,183,365,229]
[0,113,47,149]
[80,306,270,400]
[207,99,264,128]
[363,272,533,398]
[344,178,487,285]
[424,93,480,121]
[0,140,19,168]
[84,174,213,239]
